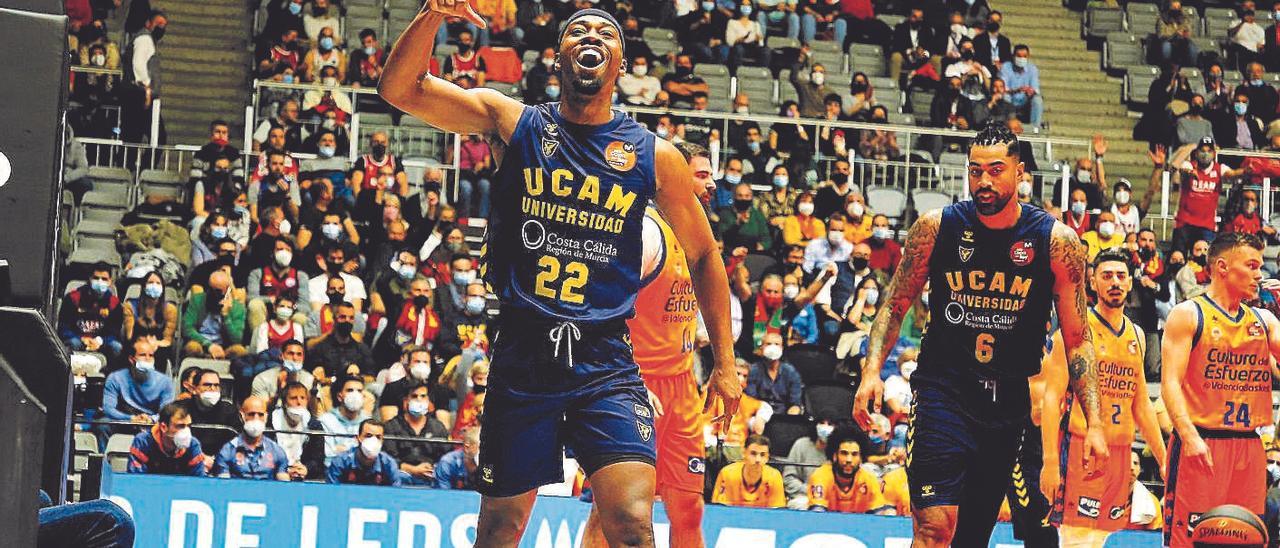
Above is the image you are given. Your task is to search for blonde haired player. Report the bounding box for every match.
[583,141,715,547]
[1039,249,1167,546]
[1161,232,1280,548]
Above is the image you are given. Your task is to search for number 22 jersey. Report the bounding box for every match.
[483,103,656,324]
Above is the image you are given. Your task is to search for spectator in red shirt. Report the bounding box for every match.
[1227,189,1278,240]
[1159,138,1245,252]
[838,0,890,49]
[58,263,124,360]
[457,134,493,219]
[866,214,902,276]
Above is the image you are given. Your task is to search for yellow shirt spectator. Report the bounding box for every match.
[881,466,910,516]
[782,212,827,247]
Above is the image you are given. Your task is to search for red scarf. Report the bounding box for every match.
[395,302,440,347]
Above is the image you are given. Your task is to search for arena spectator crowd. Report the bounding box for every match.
[55,0,1280,532]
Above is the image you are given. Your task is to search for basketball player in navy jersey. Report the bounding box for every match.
[380,4,740,547]
[853,123,1109,546]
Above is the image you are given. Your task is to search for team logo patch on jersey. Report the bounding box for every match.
[1128,339,1139,355]
[959,246,974,263]
[1009,239,1036,267]
[962,230,975,243]
[687,457,705,474]
[542,123,561,157]
[545,123,559,137]
[634,403,652,419]
[1211,326,1224,340]
[1250,321,1264,337]
[1076,496,1101,518]
[944,302,965,324]
[1110,505,1126,520]
[637,421,653,441]
[920,484,935,497]
[813,485,825,498]
[481,464,494,484]
[605,141,638,171]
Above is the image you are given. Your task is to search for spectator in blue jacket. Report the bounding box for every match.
[213,396,291,480]
[997,44,1043,128]
[102,338,174,426]
[127,402,206,476]
[746,332,805,415]
[326,419,401,486]
[435,426,481,490]
[57,262,123,360]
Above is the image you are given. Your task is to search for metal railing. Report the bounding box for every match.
[1137,147,1280,241]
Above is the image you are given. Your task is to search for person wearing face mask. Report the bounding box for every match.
[973,11,1011,73]
[175,369,242,467]
[305,245,366,313]
[182,270,249,360]
[126,402,206,476]
[996,45,1043,127]
[803,214,852,272]
[210,396,291,480]
[1213,90,1267,150]
[302,0,339,45]
[190,120,245,199]
[251,294,307,353]
[789,51,836,118]
[308,302,375,380]
[303,28,347,83]
[745,331,804,414]
[662,53,711,107]
[782,192,828,246]
[1235,61,1279,123]
[436,281,492,374]
[882,348,916,424]
[120,10,166,144]
[247,237,311,335]
[319,375,373,465]
[522,47,558,103]
[865,214,901,274]
[347,28,386,90]
[1062,188,1092,237]
[249,151,303,228]
[103,338,174,439]
[1161,137,1245,252]
[888,8,941,86]
[326,419,402,485]
[122,270,178,356]
[726,1,772,74]
[823,242,874,341]
[442,29,488,86]
[617,54,661,105]
[1109,179,1144,237]
[756,165,801,229]
[383,382,451,485]
[350,131,408,198]
[716,182,774,251]
[268,381,325,480]
[1227,189,1280,240]
[782,416,839,508]
[386,278,441,364]
[840,277,882,342]
[1175,94,1214,148]
[1081,211,1125,261]
[456,133,495,219]
[435,426,483,490]
[251,340,316,404]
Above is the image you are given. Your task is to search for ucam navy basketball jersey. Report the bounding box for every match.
[916,201,1057,424]
[483,102,656,323]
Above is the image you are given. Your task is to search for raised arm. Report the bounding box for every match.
[854,209,939,426]
[653,139,740,426]
[1049,221,1108,472]
[1038,329,1068,501]
[379,1,522,141]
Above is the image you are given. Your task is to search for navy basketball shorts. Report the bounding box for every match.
[907,384,1024,543]
[476,320,657,498]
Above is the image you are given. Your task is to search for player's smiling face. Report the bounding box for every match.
[967,143,1024,216]
[558,16,624,97]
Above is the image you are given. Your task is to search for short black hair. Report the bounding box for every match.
[1093,249,1131,268]
[1208,231,1265,262]
[90,262,113,277]
[281,339,305,354]
[673,141,710,163]
[402,381,431,399]
[331,374,365,407]
[159,402,188,425]
[968,120,1021,159]
[823,93,843,106]
[282,381,309,399]
[745,434,771,449]
[359,28,377,40]
[1014,44,1030,54]
[181,366,205,387]
[692,91,708,101]
[358,418,384,436]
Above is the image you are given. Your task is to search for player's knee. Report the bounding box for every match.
[602,499,655,546]
[477,508,530,542]
[912,511,956,546]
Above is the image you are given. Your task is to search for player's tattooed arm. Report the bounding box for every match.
[1049,222,1102,425]
[864,210,940,376]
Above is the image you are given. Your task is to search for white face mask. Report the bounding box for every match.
[343,390,363,412]
[811,72,825,86]
[633,64,648,76]
[1098,221,1116,238]
[827,231,845,245]
[134,359,155,372]
[735,105,749,114]
[815,423,835,441]
[783,284,800,300]
[797,202,815,216]
[1114,190,1130,205]
[1076,169,1092,183]
[278,219,292,235]
[91,54,106,66]
[847,202,864,218]
[286,406,310,424]
[762,343,784,361]
[899,360,917,381]
[199,390,221,407]
[360,436,382,458]
[1017,181,1033,197]
[275,249,293,267]
[407,400,430,417]
[172,427,193,449]
[863,288,880,305]
[409,361,431,380]
[283,359,303,373]
[243,419,266,438]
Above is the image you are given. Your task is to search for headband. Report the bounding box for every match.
[559,8,625,56]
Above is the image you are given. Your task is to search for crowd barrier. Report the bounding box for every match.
[101,469,1161,547]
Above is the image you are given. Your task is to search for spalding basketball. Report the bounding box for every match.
[1191,504,1267,548]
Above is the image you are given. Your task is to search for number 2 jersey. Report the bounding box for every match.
[482,103,656,324]
[1182,295,1273,432]
[917,201,1057,425]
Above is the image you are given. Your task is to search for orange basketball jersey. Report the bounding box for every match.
[627,207,698,378]
[1183,296,1273,432]
[1064,309,1146,443]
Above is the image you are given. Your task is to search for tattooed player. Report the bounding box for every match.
[853,122,1109,547]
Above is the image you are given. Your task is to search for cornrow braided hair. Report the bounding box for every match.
[968,120,1020,159]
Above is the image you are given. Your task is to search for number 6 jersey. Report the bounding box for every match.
[483,103,656,323]
[917,201,1057,425]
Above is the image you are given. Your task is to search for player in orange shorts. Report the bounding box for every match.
[1161,232,1280,548]
[584,143,717,548]
[1039,249,1167,547]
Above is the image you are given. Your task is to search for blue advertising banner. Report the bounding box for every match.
[101,470,1160,547]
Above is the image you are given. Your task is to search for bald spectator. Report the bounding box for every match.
[212,396,291,480]
[1236,62,1279,123]
[182,270,248,359]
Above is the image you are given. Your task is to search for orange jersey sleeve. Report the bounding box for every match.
[881,466,911,516]
[1182,297,1273,431]
[627,208,698,378]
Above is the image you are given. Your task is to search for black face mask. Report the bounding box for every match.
[328,261,344,275]
[1191,255,1207,266]
[151,25,166,42]
[733,198,753,212]
[851,82,868,93]
[328,292,344,306]
[413,295,430,309]
[472,384,488,394]
[458,43,472,54]
[1189,104,1203,115]
[1138,248,1155,260]
[206,290,224,309]
[334,321,354,337]
[960,50,974,60]
[987,22,1000,33]
[851,257,869,271]
[371,144,387,157]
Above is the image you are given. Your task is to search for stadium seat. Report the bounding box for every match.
[785,343,838,384]
[742,252,778,284]
[912,188,954,213]
[1126,65,1159,104]
[138,169,184,202]
[360,112,395,127]
[761,414,813,456]
[81,187,132,213]
[867,186,907,220]
[1127,4,1160,37]
[848,44,885,76]
[1203,7,1237,37]
[1085,6,1124,40]
[767,36,801,50]
[802,381,855,422]
[180,357,232,379]
[87,166,134,193]
[1104,33,1144,72]
[105,433,134,473]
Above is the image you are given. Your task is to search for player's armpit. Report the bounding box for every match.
[864,209,940,373]
[1049,222,1100,424]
